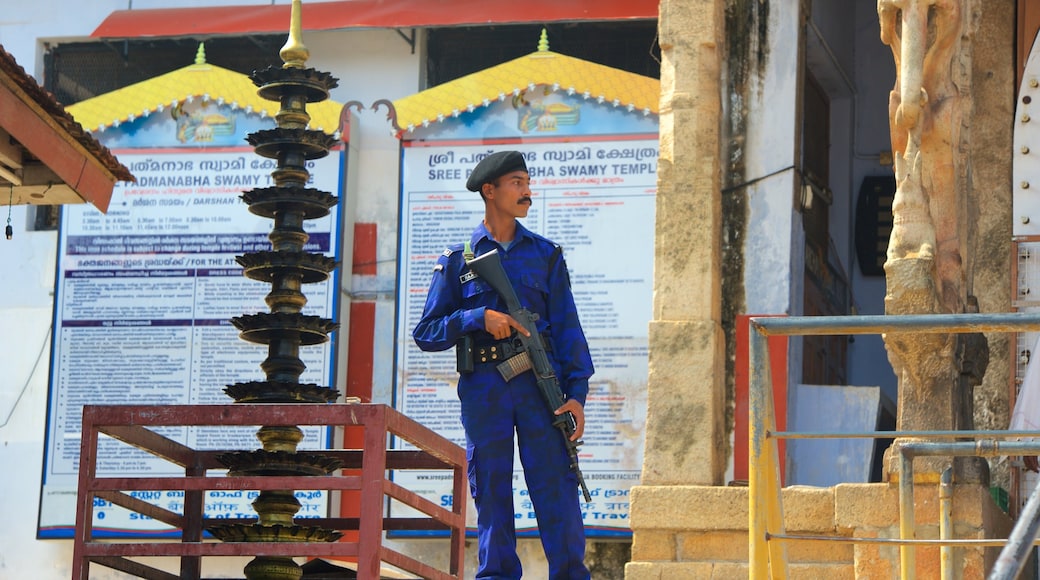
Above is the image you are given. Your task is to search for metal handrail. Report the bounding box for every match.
[748,312,1040,579]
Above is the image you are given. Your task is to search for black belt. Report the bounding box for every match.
[474,332,553,365]
[475,337,523,364]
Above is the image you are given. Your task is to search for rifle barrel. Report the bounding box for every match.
[466,248,593,503]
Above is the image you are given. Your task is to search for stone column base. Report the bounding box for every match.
[626,483,1013,579]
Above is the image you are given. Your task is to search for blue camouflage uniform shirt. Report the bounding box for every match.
[413,220,594,405]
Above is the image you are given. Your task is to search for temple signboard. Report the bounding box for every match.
[39,60,344,538]
[392,43,658,537]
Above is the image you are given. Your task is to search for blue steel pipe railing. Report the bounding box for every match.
[748,312,1040,579]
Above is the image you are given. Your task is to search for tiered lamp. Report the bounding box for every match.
[205,2,344,578]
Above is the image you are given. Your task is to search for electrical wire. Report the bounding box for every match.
[0,324,51,429]
[720,164,798,194]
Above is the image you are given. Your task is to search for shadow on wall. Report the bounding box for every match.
[587,541,632,578]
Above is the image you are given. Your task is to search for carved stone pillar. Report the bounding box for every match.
[878,0,988,481]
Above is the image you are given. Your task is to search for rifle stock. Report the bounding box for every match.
[466,249,592,502]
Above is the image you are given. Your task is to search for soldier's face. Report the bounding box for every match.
[486,170,532,218]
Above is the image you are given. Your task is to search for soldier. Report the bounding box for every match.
[413,150,594,579]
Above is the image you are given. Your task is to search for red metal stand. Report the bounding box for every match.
[71,403,467,580]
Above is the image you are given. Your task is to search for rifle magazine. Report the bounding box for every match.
[496,351,532,381]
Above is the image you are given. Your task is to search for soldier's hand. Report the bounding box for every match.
[556,399,585,441]
[484,309,529,340]
[1026,456,1039,473]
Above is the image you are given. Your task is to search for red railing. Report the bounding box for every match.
[71,403,467,580]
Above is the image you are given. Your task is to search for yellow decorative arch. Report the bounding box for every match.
[392,32,658,135]
[67,44,342,136]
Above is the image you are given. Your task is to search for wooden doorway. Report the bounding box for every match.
[801,72,848,386]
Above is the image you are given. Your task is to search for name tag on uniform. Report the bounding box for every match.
[459,270,477,284]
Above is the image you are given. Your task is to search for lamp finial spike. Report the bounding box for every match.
[280,0,309,69]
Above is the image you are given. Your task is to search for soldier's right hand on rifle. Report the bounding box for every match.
[484,309,529,340]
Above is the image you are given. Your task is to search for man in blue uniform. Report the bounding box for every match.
[413,150,594,580]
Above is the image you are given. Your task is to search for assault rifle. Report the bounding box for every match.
[466,249,592,502]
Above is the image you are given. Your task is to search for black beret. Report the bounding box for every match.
[465,151,528,192]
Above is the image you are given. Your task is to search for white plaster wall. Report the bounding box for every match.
[741,0,801,318]
[0,1,294,75]
[0,306,60,576]
[306,29,421,407]
[0,1,120,72]
[0,5,118,575]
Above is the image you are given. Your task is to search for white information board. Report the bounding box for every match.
[39,148,343,538]
[394,140,655,536]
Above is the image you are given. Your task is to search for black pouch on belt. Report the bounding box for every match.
[456,334,474,373]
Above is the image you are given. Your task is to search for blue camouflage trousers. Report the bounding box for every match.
[458,365,589,580]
